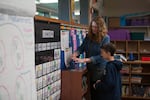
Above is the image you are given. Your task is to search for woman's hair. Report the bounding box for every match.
[88,16,108,43]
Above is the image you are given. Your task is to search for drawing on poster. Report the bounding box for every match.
[17,71,33,100]
[11,36,24,70]
[0,23,24,70]
[0,85,10,100]
[15,75,27,100]
[0,41,5,73]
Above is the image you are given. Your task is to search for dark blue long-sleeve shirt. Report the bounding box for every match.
[76,35,110,81]
[76,35,110,70]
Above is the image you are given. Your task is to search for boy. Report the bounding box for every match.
[93,43,123,100]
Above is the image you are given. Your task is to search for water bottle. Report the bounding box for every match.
[129,52,134,61]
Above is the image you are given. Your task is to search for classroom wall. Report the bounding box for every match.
[103,0,150,16]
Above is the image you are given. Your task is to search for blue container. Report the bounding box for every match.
[120,16,126,26]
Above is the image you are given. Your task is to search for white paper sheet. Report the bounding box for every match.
[61,30,69,50]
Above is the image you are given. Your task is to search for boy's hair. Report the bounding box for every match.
[101,43,116,56]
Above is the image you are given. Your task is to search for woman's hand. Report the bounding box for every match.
[71,52,78,60]
[74,58,85,63]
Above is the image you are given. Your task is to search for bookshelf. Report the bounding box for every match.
[61,68,90,100]
[112,40,150,100]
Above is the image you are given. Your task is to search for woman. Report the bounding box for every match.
[72,16,110,100]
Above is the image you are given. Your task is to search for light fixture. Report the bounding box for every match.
[35,12,39,15]
[35,0,40,4]
[40,0,58,3]
[74,10,80,15]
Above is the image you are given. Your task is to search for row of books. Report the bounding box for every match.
[122,85,150,98]
[82,76,88,92]
[121,65,143,74]
[122,76,142,83]
[122,85,129,96]
[132,85,150,97]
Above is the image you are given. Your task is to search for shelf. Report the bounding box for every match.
[116,52,126,54]
[122,96,150,99]
[131,72,150,75]
[109,26,150,29]
[122,82,130,85]
[140,52,150,54]
[121,72,129,75]
[120,26,150,28]
[131,83,150,85]
[123,61,150,64]
[35,15,88,29]
[127,52,139,54]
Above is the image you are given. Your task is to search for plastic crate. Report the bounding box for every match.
[130,32,145,40]
[141,57,150,61]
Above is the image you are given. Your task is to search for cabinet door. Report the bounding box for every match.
[61,69,90,100]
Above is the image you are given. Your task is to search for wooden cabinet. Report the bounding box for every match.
[61,68,90,100]
[122,61,150,100]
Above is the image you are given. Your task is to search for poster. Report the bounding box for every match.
[0,13,37,100]
[61,30,69,50]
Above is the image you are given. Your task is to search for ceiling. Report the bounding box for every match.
[103,0,150,16]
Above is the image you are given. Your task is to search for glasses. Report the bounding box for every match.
[92,26,98,28]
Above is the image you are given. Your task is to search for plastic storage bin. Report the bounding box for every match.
[130,32,145,40]
[141,57,150,61]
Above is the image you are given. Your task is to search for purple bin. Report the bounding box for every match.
[108,29,130,41]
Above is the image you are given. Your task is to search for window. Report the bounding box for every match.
[35,0,58,19]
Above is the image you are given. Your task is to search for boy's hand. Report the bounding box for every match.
[93,80,101,89]
[74,58,91,63]
[96,80,101,83]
